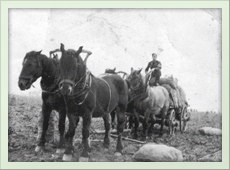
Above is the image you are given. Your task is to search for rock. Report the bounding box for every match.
[133,143,183,162]
[198,150,222,162]
[198,127,222,136]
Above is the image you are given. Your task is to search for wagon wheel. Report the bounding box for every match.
[169,109,176,135]
[180,106,189,132]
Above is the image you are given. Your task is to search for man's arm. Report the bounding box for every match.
[155,61,162,70]
[145,62,151,73]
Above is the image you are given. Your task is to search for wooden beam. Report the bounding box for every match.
[110,134,146,144]
[94,129,131,134]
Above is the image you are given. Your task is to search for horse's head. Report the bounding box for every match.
[59,43,86,96]
[18,51,43,90]
[105,67,116,74]
[126,67,143,91]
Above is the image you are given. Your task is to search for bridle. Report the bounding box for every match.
[129,80,141,91]
[59,72,87,90]
[19,75,33,81]
[129,76,148,102]
[59,71,92,103]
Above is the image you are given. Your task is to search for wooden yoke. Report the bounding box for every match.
[49,49,60,58]
[82,49,92,65]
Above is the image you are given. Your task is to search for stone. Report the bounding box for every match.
[133,143,183,162]
[198,127,222,136]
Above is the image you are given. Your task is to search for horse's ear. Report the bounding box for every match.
[76,46,83,56]
[35,50,42,56]
[131,67,134,72]
[137,68,142,74]
[60,43,65,52]
[113,67,116,71]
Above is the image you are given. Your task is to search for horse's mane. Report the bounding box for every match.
[23,51,58,67]
[140,73,147,87]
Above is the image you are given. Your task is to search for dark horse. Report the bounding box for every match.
[18,51,67,154]
[126,68,170,140]
[104,68,138,136]
[105,67,129,79]
[58,44,129,161]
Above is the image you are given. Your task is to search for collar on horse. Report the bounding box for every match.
[66,71,92,104]
[41,74,61,94]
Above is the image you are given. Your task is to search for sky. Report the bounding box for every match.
[8,8,222,112]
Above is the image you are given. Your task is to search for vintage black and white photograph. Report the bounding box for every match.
[8,8,222,162]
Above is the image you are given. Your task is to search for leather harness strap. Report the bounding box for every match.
[98,77,112,113]
[59,79,75,87]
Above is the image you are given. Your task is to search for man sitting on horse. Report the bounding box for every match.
[145,53,162,86]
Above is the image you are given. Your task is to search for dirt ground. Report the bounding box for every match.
[8,94,222,162]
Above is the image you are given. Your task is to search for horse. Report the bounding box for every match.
[58,44,129,162]
[18,50,68,154]
[104,68,140,137]
[105,67,129,79]
[126,68,170,140]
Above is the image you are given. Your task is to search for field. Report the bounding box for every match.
[8,94,222,162]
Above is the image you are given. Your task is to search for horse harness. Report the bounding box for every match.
[59,71,112,115]
[97,76,112,113]
[129,78,149,103]
[41,76,61,94]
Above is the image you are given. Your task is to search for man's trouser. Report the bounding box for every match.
[149,69,161,86]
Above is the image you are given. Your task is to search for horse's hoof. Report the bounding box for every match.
[56,148,65,154]
[62,154,73,162]
[35,146,45,152]
[114,152,122,157]
[103,143,110,149]
[102,148,109,152]
[79,157,89,162]
[52,153,60,159]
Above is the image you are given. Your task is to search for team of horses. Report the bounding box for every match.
[18,44,180,161]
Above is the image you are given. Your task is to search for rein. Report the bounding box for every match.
[19,75,33,80]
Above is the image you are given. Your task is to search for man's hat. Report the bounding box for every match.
[152,53,157,57]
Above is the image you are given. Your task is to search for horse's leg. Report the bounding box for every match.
[56,109,66,154]
[133,109,139,139]
[128,114,133,129]
[159,108,166,136]
[62,113,77,162]
[148,114,155,137]
[103,113,111,149]
[35,103,52,152]
[141,110,150,141]
[115,107,125,156]
[79,111,92,162]
[110,110,116,129]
